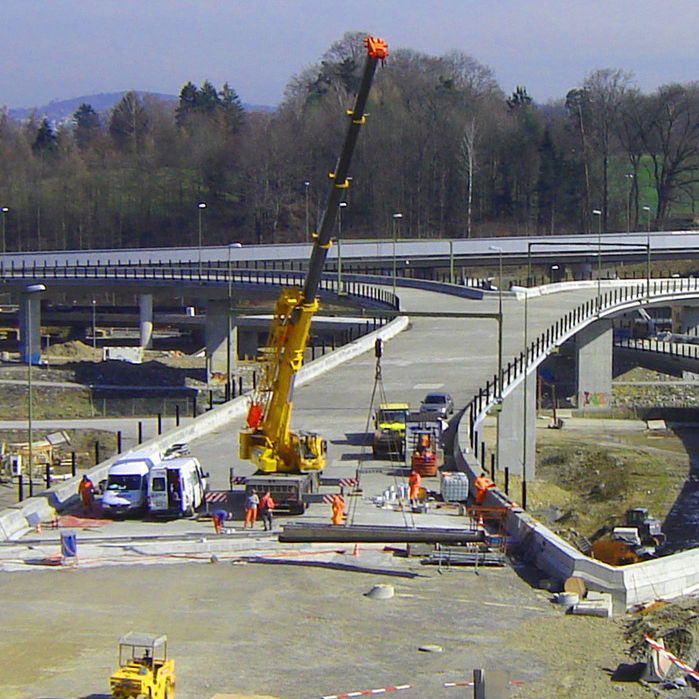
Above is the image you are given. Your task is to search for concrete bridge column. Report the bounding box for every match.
[205,299,237,383]
[675,305,699,336]
[576,318,613,410]
[497,372,536,479]
[138,294,153,349]
[19,295,42,364]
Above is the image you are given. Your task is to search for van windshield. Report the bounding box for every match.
[107,474,143,491]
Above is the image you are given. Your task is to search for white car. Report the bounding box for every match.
[419,392,454,418]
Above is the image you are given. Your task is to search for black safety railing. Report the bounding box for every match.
[615,336,699,361]
[0,259,399,310]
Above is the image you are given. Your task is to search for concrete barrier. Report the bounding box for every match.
[0,316,409,542]
[454,406,699,614]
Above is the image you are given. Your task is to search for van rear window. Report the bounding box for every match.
[151,477,166,492]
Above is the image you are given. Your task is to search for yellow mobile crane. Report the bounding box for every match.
[239,36,387,510]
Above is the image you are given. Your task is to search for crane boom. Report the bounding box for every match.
[240,36,387,475]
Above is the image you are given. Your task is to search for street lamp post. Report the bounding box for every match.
[643,206,652,300]
[337,202,347,291]
[592,209,602,311]
[227,243,235,400]
[304,181,310,243]
[625,174,634,232]
[392,213,402,298]
[488,245,504,473]
[91,299,97,350]
[197,202,207,276]
[1,207,7,255]
[24,283,46,497]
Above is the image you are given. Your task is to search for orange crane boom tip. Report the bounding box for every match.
[365,36,388,60]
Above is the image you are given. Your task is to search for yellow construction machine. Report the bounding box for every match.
[109,632,175,699]
[240,37,388,489]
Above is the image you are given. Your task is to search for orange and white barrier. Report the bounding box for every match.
[322,683,411,698]
[645,635,699,681]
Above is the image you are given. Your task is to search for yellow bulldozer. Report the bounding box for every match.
[109,632,175,699]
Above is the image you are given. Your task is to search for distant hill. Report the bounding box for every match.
[7,91,274,124]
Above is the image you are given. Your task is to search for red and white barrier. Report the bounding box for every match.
[321,494,345,505]
[322,683,411,699]
[645,635,699,681]
[204,491,228,503]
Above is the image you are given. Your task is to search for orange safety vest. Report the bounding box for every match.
[260,494,275,511]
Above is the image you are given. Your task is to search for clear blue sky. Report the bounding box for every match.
[1,0,697,109]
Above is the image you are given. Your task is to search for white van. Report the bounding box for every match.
[147,456,209,517]
[102,452,160,517]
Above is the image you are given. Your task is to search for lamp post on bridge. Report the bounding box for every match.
[392,212,402,298]
[1,207,7,255]
[24,283,46,498]
[488,245,504,474]
[592,209,602,312]
[197,202,207,276]
[337,202,347,292]
[304,181,310,243]
[643,206,652,301]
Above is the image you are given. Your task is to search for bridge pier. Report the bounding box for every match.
[138,294,153,349]
[576,318,613,410]
[19,295,42,364]
[498,372,536,479]
[675,304,699,336]
[205,299,237,384]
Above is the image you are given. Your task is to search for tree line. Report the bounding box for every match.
[0,31,697,253]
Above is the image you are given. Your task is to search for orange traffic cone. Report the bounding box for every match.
[477,514,484,530]
[352,543,359,557]
[35,521,42,534]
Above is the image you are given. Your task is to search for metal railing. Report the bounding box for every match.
[0,259,399,310]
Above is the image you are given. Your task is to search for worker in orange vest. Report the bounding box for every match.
[474,473,495,504]
[244,490,259,528]
[408,470,422,504]
[331,495,345,525]
[259,491,276,531]
[78,474,95,514]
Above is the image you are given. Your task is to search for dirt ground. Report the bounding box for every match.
[0,554,668,699]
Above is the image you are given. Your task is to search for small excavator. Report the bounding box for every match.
[239,37,388,505]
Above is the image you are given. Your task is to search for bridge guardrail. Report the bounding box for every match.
[0,262,399,311]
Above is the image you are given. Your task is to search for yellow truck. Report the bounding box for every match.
[372,402,410,459]
[110,632,175,699]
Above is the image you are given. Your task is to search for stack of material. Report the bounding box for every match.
[440,471,469,502]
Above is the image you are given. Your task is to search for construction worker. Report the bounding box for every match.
[259,491,275,531]
[78,474,95,514]
[244,490,259,528]
[474,472,495,505]
[331,494,345,525]
[212,509,229,535]
[408,469,422,504]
